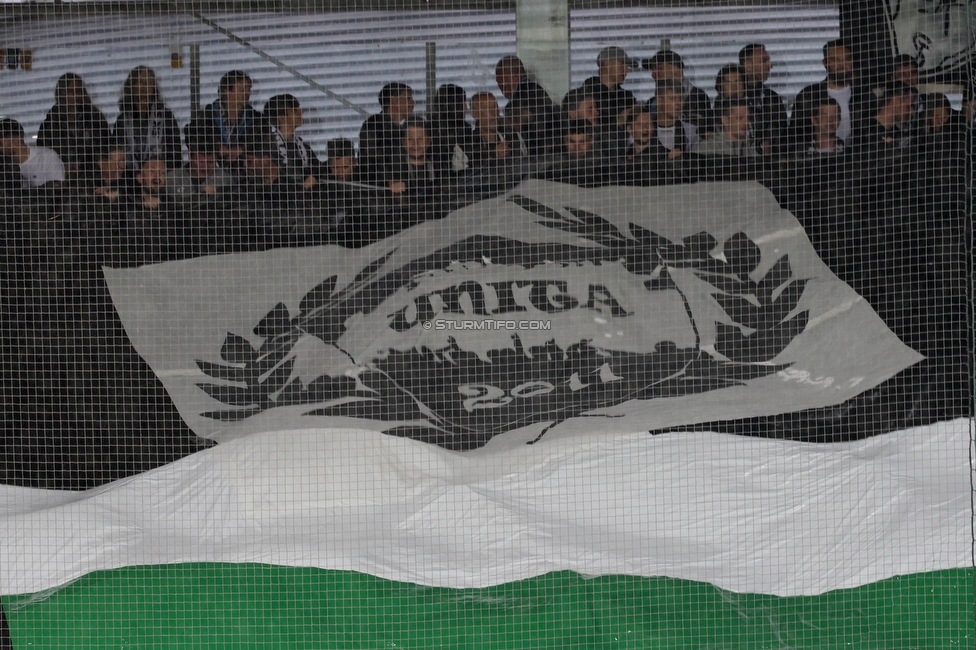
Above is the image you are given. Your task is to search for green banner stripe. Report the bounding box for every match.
[4,566,973,648]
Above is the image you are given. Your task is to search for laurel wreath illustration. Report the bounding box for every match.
[196,193,809,450]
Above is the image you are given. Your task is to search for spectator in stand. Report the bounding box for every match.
[359,82,415,185]
[91,137,129,199]
[37,73,110,179]
[318,137,359,218]
[696,99,759,157]
[325,138,358,183]
[237,122,305,236]
[495,55,560,154]
[0,117,65,187]
[390,116,437,195]
[918,93,968,156]
[644,50,710,128]
[167,118,234,206]
[581,46,638,127]
[201,71,259,167]
[428,83,473,177]
[652,80,699,156]
[848,81,916,164]
[737,44,789,155]
[562,119,595,159]
[112,66,183,170]
[125,156,168,212]
[563,86,626,159]
[626,104,665,161]
[799,98,845,157]
[888,55,922,147]
[264,93,319,188]
[456,91,511,171]
[791,39,877,151]
[703,63,746,137]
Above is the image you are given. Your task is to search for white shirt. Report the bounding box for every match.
[655,122,699,152]
[20,146,65,187]
[827,85,854,142]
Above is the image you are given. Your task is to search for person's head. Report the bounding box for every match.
[654,80,685,120]
[564,119,594,157]
[495,55,527,99]
[925,93,953,130]
[136,156,167,193]
[184,119,221,177]
[627,103,654,145]
[471,92,500,126]
[264,94,303,132]
[880,80,918,125]
[738,44,771,85]
[120,66,161,113]
[379,82,415,123]
[431,84,467,121]
[218,70,253,108]
[326,138,357,181]
[0,118,25,154]
[890,54,920,88]
[241,124,280,183]
[54,73,94,111]
[95,135,128,182]
[644,50,685,83]
[811,98,841,137]
[715,63,747,100]
[823,39,854,85]
[401,116,429,160]
[715,98,750,140]
[597,46,637,89]
[563,86,599,125]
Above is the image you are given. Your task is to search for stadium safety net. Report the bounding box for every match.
[0,0,973,647]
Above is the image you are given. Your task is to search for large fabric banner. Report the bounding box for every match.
[105,180,921,449]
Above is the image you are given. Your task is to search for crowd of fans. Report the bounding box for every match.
[0,39,970,253]
[0,39,970,488]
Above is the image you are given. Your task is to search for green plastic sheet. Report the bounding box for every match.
[4,566,972,648]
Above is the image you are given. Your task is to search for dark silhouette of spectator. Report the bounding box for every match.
[264,93,320,189]
[201,71,259,166]
[36,73,110,179]
[359,82,415,185]
[325,138,358,183]
[125,155,168,212]
[456,91,512,171]
[112,66,182,170]
[738,44,789,155]
[85,135,129,199]
[702,63,746,136]
[0,117,65,187]
[799,97,846,157]
[581,46,638,128]
[390,116,437,196]
[563,86,626,160]
[562,118,595,159]
[644,50,711,128]
[652,80,699,155]
[495,55,560,155]
[848,81,916,165]
[625,104,667,161]
[428,83,474,177]
[791,39,878,151]
[317,137,360,221]
[167,118,233,206]
[887,55,922,147]
[696,99,759,157]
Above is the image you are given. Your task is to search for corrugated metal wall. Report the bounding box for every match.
[0,6,837,158]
